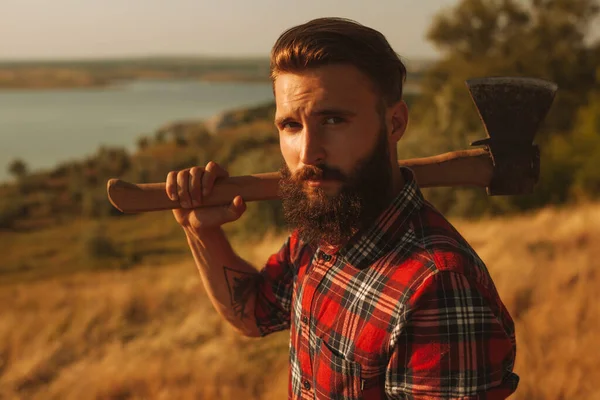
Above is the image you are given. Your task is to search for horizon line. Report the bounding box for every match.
[0,53,440,64]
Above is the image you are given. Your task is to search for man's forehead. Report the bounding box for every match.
[274,66,377,114]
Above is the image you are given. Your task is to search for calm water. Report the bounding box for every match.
[0,80,274,182]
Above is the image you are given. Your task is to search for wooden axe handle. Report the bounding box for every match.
[107,148,492,213]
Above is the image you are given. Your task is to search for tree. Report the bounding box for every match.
[419,0,599,140]
[409,0,600,215]
[0,196,27,229]
[559,75,600,199]
[95,146,131,177]
[7,159,28,179]
[137,137,150,150]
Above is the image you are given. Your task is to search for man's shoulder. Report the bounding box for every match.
[383,201,490,295]
[411,201,483,268]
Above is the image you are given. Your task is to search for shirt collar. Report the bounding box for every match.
[324,167,425,269]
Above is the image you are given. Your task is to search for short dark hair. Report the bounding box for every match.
[270,17,407,105]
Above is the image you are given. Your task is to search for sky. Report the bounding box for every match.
[1,0,460,61]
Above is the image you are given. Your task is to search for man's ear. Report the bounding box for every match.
[389,100,409,142]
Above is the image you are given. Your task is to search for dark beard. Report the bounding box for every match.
[278,126,393,247]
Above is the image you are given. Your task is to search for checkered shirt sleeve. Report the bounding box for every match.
[386,270,519,399]
[254,236,296,336]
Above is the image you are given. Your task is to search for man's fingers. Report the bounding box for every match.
[202,161,229,197]
[177,170,192,208]
[168,162,228,210]
[202,162,216,197]
[229,195,246,219]
[189,167,203,207]
[166,171,179,202]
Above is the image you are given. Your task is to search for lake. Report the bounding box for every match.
[0,80,274,183]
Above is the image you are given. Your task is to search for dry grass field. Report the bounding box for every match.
[1,203,599,399]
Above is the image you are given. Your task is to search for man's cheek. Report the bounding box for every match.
[328,144,359,175]
[280,140,300,171]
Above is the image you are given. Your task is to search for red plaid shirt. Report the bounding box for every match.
[255,167,519,399]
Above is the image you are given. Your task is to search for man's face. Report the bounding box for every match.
[274,64,387,197]
[274,65,399,246]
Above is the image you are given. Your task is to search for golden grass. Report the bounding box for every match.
[0,212,188,284]
[1,203,599,399]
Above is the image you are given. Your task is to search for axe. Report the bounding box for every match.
[106,77,557,213]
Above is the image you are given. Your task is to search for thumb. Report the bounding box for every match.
[225,195,246,222]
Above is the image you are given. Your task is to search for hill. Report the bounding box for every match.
[0,201,598,399]
[0,77,596,398]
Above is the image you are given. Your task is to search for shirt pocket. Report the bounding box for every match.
[312,337,363,400]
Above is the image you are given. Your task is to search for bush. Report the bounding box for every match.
[0,196,27,229]
[7,158,28,179]
[512,89,600,208]
[81,223,120,260]
[226,145,287,238]
[82,188,122,218]
[95,147,131,177]
[137,137,150,150]
[570,90,600,198]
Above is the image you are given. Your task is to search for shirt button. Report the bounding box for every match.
[303,380,312,390]
[301,315,309,324]
[321,253,332,261]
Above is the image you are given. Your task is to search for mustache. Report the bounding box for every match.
[292,164,347,182]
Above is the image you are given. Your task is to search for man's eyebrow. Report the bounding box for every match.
[274,108,357,125]
[274,108,356,126]
[274,116,293,126]
[311,108,356,118]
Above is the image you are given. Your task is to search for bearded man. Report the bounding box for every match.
[166,17,519,399]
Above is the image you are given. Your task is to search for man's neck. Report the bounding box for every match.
[390,164,406,198]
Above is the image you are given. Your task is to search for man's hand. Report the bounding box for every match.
[165,161,261,337]
[166,161,247,238]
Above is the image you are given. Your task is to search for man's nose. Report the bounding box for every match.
[299,126,325,166]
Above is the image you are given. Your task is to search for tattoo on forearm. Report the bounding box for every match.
[223,267,259,319]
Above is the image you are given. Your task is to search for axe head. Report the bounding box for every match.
[466,77,558,195]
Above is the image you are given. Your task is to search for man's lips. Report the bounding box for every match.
[305,179,341,187]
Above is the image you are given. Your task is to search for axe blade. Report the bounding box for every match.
[466,77,558,196]
[466,77,558,145]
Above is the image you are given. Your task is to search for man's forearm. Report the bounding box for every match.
[184,227,262,337]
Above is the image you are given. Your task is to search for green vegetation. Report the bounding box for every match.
[405,0,600,216]
[1,0,598,284]
[0,6,598,399]
[7,159,28,179]
[0,102,285,283]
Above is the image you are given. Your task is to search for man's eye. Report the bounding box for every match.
[283,122,302,130]
[324,117,344,125]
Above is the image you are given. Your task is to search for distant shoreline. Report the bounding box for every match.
[0,56,432,90]
[0,57,273,90]
[0,76,421,93]
[0,75,271,91]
